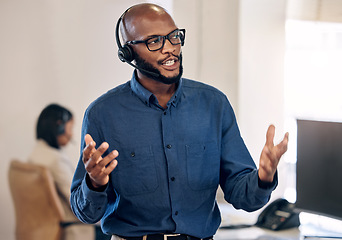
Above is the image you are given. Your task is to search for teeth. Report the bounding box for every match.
[164,60,175,66]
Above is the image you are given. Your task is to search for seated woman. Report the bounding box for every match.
[28,103,95,240]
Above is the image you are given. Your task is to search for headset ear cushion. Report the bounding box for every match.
[118,44,134,62]
[57,123,65,135]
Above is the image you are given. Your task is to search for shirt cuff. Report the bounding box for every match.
[85,174,108,192]
[258,171,278,189]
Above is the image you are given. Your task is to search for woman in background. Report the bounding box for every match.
[28,103,95,240]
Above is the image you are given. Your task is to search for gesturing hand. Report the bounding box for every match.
[82,134,119,189]
[258,125,289,182]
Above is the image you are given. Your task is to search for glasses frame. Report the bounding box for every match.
[126,29,185,52]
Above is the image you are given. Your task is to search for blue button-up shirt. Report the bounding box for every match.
[70,72,276,238]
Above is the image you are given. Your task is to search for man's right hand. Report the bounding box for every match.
[82,134,119,189]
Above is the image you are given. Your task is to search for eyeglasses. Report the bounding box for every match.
[126,29,185,52]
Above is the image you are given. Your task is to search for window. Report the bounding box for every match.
[284,19,342,200]
[284,19,342,231]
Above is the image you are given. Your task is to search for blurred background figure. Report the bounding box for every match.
[28,103,96,240]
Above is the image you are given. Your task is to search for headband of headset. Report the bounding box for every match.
[115,8,135,63]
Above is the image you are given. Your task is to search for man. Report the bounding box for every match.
[70,3,289,240]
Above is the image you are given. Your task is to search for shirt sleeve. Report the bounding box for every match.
[219,97,277,212]
[70,106,117,224]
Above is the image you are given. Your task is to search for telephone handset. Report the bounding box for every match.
[255,198,300,231]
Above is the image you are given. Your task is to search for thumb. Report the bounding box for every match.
[276,132,289,159]
[85,134,95,146]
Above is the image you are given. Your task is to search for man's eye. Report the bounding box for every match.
[171,34,180,39]
[148,37,161,45]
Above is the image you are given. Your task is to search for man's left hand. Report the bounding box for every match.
[258,124,289,182]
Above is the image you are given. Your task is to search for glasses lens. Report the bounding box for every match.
[145,30,184,51]
[147,36,163,51]
[169,30,182,45]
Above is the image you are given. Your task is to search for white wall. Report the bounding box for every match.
[238,0,287,199]
[0,1,147,239]
[173,0,240,110]
[0,0,286,239]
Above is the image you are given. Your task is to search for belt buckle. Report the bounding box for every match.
[163,234,181,240]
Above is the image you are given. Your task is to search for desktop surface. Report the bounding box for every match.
[215,225,300,240]
[215,203,342,240]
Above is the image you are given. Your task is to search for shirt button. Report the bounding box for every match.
[166,144,172,149]
[163,111,167,115]
[175,211,179,215]
[130,152,135,157]
[170,177,175,181]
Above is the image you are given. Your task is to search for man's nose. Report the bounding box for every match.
[161,38,176,53]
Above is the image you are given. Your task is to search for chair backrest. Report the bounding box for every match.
[8,160,65,240]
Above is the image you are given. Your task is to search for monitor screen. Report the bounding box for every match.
[296,119,342,220]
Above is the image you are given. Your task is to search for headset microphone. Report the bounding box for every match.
[115,9,160,78]
[122,58,160,78]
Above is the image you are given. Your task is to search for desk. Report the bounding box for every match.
[215,226,300,240]
[214,204,342,240]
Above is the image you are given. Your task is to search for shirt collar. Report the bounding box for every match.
[130,71,154,106]
[130,70,183,108]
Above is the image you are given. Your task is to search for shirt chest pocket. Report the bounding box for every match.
[186,142,220,191]
[113,145,158,196]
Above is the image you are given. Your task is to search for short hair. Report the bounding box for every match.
[36,103,73,149]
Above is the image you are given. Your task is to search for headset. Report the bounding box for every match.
[115,8,135,63]
[56,110,69,135]
[115,8,159,77]
[114,7,185,78]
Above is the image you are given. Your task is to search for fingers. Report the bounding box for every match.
[82,133,115,169]
[100,151,119,175]
[265,125,289,158]
[95,148,118,168]
[91,150,118,176]
[81,134,119,188]
[83,134,96,164]
[87,148,119,188]
[82,135,119,187]
[259,125,289,182]
[275,132,289,159]
[265,124,275,148]
[85,134,94,146]
[84,141,110,170]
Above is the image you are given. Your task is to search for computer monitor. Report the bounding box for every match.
[296,119,342,220]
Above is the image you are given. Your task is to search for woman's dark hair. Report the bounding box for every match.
[36,103,73,149]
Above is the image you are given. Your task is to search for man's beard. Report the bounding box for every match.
[134,53,183,85]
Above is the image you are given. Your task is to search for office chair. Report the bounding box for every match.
[8,160,76,240]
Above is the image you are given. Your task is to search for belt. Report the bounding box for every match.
[120,234,213,240]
